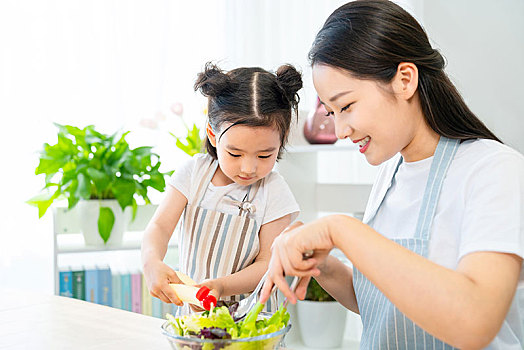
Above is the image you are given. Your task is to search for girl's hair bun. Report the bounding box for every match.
[194,62,234,97]
[275,64,303,109]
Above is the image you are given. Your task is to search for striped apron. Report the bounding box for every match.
[178,157,276,314]
[354,137,460,349]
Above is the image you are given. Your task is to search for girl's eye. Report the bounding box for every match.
[228,152,241,158]
[258,155,272,159]
[324,110,334,117]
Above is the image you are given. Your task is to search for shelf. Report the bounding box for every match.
[286,141,357,153]
[56,231,177,253]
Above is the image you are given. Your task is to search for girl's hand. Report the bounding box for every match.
[189,279,222,312]
[142,259,183,306]
[260,219,334,304]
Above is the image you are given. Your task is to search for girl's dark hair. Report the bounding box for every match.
[308,0,501,143]
[194,62,303,159]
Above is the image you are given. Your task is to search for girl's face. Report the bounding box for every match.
[210,124,281,186]
[312,64,426,165]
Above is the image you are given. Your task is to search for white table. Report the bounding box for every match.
[0,289,169,349]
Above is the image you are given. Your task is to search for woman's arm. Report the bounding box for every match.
[141,185,188,305]
[203,213,293,298]
[263,214,521,349]
[314,255,358,313]
[328,215,521,349]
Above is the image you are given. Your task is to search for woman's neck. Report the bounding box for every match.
[401,120,440,163]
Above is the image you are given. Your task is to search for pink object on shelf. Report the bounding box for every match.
[303,97,338,144]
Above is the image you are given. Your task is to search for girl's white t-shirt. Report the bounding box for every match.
[366,139,524,349]
[169,153,299,227]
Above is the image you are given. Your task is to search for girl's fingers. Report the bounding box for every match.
[163,285,183,306]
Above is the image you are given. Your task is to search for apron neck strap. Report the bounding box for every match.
[195,159,219,206]
[414,136,460,242]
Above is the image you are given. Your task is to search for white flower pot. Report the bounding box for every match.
[297,300,347,348]
[78,199,127,247]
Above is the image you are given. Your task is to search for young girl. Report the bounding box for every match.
[261,1,523,349]
[142,62,302,314]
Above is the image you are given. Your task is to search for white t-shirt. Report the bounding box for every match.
[169,153,299,228]
[365,139,524,349]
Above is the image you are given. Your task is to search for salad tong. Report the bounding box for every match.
[232,249,314,321]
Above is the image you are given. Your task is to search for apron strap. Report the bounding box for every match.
[414,137,460,241]
[195,160,219,207]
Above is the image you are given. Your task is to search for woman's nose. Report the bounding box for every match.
[334,117,352,139]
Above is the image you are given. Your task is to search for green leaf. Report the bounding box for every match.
[97,207,115,243]
[75,173,91,199]
[26,191,60,218]
[86,168,110,193]
[112,179,135,209]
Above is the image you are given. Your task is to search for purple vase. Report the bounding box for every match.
[303,97,338,144]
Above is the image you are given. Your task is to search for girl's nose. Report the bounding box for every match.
[334,117,353,140]
[241,158,257,174]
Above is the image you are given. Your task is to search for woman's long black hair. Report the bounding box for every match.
[309,0,501,142]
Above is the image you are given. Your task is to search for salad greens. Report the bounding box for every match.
[166,302,290,342]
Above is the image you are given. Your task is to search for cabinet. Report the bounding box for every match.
[276,140,378,223]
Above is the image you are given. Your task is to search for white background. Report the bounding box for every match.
[0,0,522,294]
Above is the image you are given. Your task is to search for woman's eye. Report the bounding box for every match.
[258,155,272,159]
[228,152,241,158]
[324,110,334,117]
[340,103,352,113]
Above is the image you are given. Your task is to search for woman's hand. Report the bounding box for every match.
[260,218,334,304]
[142,259,183,306]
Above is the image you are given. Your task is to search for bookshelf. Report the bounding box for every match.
[52,204,177,294]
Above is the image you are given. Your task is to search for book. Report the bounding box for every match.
[58,268,73,298]
[111,270,122,309]
[72,269,85,300]
[84,267,99,303]
[131,271,142,313]
[152,297,163,318]
[98,265,112,306]
[121,272,132,311]
[141,274,152,316]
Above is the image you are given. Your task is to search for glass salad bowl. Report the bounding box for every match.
[161,311,291,350]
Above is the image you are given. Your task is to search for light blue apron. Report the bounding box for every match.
[354,136,460,349]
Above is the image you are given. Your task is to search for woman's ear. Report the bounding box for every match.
[392,62,418,100]
[206,123,217,147]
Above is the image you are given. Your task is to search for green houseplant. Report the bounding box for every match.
[28,123,171,244]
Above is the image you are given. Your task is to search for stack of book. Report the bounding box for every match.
[58,266,178,318]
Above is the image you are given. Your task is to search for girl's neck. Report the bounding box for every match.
[211,165,234,187]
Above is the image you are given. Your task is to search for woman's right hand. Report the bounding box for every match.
[142,259,184,306]
[260,218,334,304]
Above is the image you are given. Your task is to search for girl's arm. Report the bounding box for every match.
[203,213,293,298]
[141,185,188,305]
[273,214,521,349]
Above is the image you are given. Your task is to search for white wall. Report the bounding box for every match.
[422,0,524,152]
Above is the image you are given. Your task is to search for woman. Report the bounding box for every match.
[261,1,523,349]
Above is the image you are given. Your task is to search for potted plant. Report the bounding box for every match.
[28,123,171,246]
[296,277,347,348]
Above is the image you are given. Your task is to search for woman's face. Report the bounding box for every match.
[312,64,421,165]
